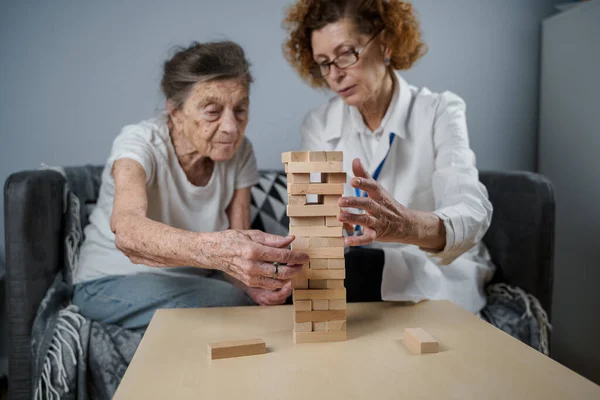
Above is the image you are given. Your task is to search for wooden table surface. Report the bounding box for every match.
[114,300,600,400]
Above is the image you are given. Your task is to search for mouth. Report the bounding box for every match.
[338,85,356,96]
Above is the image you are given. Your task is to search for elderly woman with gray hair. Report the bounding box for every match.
[72,41,309,329]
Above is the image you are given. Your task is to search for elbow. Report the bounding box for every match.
[111,214,138,259]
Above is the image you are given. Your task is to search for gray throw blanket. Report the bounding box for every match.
[31,166,143,400]
[30,165,551,399]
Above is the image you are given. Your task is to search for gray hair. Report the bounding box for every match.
[161,40,253,110]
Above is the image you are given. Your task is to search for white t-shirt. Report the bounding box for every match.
[74,114,260,285]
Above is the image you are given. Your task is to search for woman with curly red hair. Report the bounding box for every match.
[283,0,496,314]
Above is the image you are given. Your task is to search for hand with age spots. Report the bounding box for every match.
[338,158,446,250]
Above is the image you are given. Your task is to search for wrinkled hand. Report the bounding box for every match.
[211,230,309,290]
[338,158,416,247]
[246,282,292,306]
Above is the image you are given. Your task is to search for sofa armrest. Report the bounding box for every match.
[480,170,555,319]
[4,169,65,400]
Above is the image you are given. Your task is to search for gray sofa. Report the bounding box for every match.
[4,166,555,399]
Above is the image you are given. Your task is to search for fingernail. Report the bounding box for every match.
[356,178,362,185]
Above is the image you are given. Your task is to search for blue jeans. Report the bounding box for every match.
[72,269,255,329]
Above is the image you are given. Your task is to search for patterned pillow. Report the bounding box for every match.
[250,170,289,236]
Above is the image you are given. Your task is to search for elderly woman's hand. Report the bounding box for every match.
[338,158,446,250]
[209,230,309,290]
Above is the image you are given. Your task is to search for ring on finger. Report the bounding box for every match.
[272,262,280,279]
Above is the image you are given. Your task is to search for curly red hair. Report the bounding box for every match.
[282,0,427,88]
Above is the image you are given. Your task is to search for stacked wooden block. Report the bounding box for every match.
[282,151,347,344]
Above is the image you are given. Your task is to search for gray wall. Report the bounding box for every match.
[539,0,600,385]
[0,0,556,264]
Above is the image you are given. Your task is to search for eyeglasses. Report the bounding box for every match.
[310,31,382,78]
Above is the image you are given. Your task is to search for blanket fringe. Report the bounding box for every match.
[487,283,552,355]
[34,305,86,400]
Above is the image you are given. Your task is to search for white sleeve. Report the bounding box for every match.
[426,92,493,265]
[107,126,157,186]
[234,137,260,190]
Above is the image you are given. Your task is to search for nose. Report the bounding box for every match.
[327,64,345,85]
[220,109,239,136]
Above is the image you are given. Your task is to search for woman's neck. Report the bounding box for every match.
[358,71,395,132]
[169,119,214,187]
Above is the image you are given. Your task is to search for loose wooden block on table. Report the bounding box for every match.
[294,330,347,344]
[286,162,343,174]
[208,339,266,360]
[404,328,439,354]
[287,205,340,217]
[289,226,343,238]
[288,183,345,195]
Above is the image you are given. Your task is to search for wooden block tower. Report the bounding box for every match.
[281,151,347,344]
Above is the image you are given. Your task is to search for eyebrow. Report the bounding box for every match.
[314,41,356,61]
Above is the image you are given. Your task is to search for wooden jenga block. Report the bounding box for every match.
[404,328,439,354]
[323,195,340,205]
[287,205,339,217]
[288,195,306,205]
[295,310,346,323]
[309,237,344,247]
[312,299,329,311]
[328,320,346,331]
[294,330,346,344]
[328,259,345,269]
[309,279,327,289]
[288,183,345,195]
[326,280,345,289]
[326,216,343,227]
[326,151,343,162]
[297,269,345,280]
[294,322,312,332]
[290,216,325,226]
[291,236,310,249]
[329,299,346,310]
[294,300,312,311]
[325,173,347,183]
[208,339,266,360]
[293,289,346,301]
[287,173,310,183]
[299,247,344,259]
[292,278,308,289]
[308,151,327,162]
[282,151,309,163]
[286,162,343,174]
[309,259,328,269]
[313,322,329,331]
[289,226,343,238]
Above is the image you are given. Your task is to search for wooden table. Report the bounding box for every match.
[114,300,600,399]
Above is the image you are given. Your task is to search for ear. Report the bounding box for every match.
[166,100,182,128]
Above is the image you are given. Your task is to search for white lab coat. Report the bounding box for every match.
[300,71,496,314]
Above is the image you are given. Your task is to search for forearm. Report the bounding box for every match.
[112,213,218,269]
[404,211,446,251]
